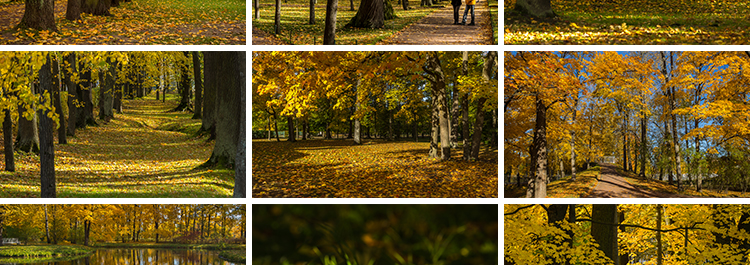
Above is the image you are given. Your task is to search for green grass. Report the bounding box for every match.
[0,245,93,258]
[0,93,235,198]
[252,0,436,44]
[93,243,245,250]
[219,250,247,263]
[504,0,750,44]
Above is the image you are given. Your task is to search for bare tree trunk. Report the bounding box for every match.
[323,0,338,44]
[39,54,56,198]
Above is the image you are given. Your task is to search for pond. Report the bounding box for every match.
[0,248,240,265]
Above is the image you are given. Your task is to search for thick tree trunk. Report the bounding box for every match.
[530,96,547,198]
[471,98,486,159]
[514,0,554,18]
[98,59,116,122]
[174,52,192,112]
[192,51,203,119]
[79,64,97,127]
[425,52,451,160]
[401,0,409,10]
[323,0,338,44]
[65,53,79,137]
[346,0,384,28]
[592,204,619,265]
[429,95,439,158]
[39,54,56,198]
[18,0,57,31]
[82,0,112,16]
[202,52,243,168]
[66,0,81,21]
[234,52,246,198]
[287,116,296,142]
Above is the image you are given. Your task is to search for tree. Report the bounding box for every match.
[423,52,451,161]
[17,0,57,31]
[345,0,394,28]
[82,0,112,16]
[323,0,338,44]
[201,53,217,140]
[514,0,554,18]
[202,52,243,168]
[66,0,82,21]
[234,52,247,198]
[39,54,56,198]
[192,51,203,119]
[98,58,116,122]
[275,0,281,34]
[52,53,66,144]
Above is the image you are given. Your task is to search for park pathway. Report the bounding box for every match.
[379,0,493,45]
[587,164,687,198]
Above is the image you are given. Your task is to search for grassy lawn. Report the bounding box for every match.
[504,0,750,44]
[0,94,235,198]
[0,0,245,44]
[0,245,93,257]
[252,0,436,44]
[504,166,601,198]
[488,0,497,44]
[253,139,498,197]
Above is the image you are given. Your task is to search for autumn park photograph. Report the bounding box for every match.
[0,0,245,45]
[505,51,750,198]
[505,0,750,44]
[254,204,497,265]
[252,51,498,198]
[251,0,498,45]
[505,204,750,264]
[0,204,246,264]
[0,51,246,198]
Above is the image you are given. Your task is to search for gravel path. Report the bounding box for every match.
[587,164,662,198]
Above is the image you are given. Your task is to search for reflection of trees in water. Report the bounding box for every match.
[18,248,231,265]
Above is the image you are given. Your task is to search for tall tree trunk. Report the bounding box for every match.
[202,52,243,168]
[449,81,461,148]
[3,104,14,171]
[18,0,57,31]
[354,80,361,144]
[425,52,451,160]
[592,204,619,265]
[309,0,316,24]
[570,110,577,181]
[174,52,192,112]
[429,95,439,158]
[470,98,486,159]
[39,54,56,198]
[639,116,647,178]
[66,0,81,21]
[79,63,97,127]
[16,95,40,154]
[622,111,628,171]
[44,205,51,243]
[656,204,663,265]
[530,96,547,198]
[323,0,338,44]
[254,0,260,19]
[234,52,247,198]
[287,116,296,142]
[202,51,218,140]
[65,53,79,137]
[192,51,203,119]
[99,59,116,122]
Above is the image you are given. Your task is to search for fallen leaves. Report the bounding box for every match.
[252,139,498,198]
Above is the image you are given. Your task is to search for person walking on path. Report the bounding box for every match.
[461,0,476,25]
[452,0,462,25]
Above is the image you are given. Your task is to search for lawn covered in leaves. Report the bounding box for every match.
[0,96,235,198]
[0,0,245,45]
[252,139,498,198]
[504,166,600,198]
[252,0,435,45]
[504,0,750,44]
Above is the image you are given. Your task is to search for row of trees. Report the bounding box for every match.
[19,0,130,31]
[505,51,750,197]
[253,51,498,160]
[505,204,750,264]
[0,51,245,198]
[0,204,245,246]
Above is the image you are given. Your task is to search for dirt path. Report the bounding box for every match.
[587,164,685,198]
[379,0,493,45]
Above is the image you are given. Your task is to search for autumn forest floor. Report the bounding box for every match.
[504,0,750,44]
[251,0,496,45]
[0,0,245,45]
[0,94,235,198]
[252,138,498,197]
[505,163,750,198]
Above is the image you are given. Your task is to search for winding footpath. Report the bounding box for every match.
[587,164,690,198]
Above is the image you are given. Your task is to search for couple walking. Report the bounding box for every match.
[452,0,476,25]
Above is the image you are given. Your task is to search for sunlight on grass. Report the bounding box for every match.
[546,166,600,198]
[0,96,234,198]
[252,0,436,44]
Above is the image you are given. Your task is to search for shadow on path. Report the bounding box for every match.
[587,163,688,198]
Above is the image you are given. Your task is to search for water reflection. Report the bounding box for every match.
[0,248,239,265]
